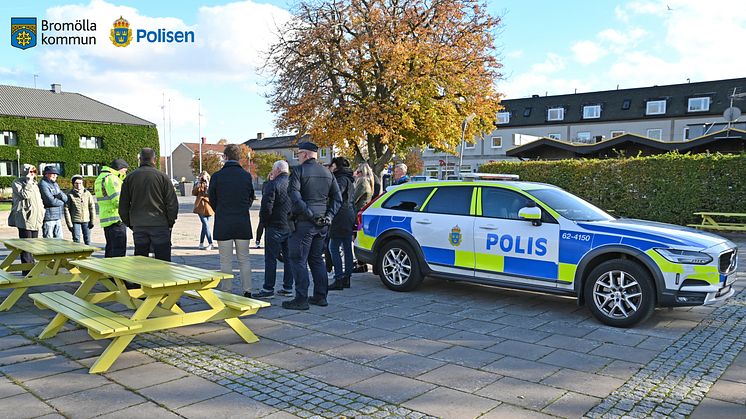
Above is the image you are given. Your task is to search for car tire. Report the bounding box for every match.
[584,259,655,328]
[377,239,423,291]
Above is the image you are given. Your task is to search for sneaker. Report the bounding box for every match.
[254,289,274,298]
[277,289,293,297]
[308,296,328,307]
[282,298,309,310]
[206,244,213,250]
[198,244,206,250]
[255,241,261,249]
[243,291,253,298]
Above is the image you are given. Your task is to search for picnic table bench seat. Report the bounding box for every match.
[30,291,142,336]
[0,270,24,287]
[183,289,270,311]
[688,212,746,232]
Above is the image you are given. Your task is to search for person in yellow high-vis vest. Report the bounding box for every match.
[94,159,129,257]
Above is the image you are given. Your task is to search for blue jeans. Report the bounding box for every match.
[329,237,353,280]
[42,219,63,239]
[198,214,213,245]
[262,227,292,291]
[71,222,91,245]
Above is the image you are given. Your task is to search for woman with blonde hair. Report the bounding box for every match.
[192,171,215,250]
[352,162,375,213]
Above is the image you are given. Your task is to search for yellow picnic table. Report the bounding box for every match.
[30,256,270,373]
[0,238,97,311]
[687,212,746,232]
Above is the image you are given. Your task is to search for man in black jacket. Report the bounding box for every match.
[254,160,293,298]
[119,148,179,261]
[282,142,342,310]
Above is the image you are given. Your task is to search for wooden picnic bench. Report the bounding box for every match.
[687,212,746,232]
[0,239,97,311]
[30,256,270,373]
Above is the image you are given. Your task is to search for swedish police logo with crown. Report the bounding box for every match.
[449,225,462,247]
[11,17,37,50]
[110,16,131,47]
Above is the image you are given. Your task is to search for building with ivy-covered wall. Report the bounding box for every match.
[0,83,159,187]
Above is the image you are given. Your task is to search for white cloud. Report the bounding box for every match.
[528,53,566,75]
[506,50,524,59]
[572,40,606,64]
[500,53,593,98]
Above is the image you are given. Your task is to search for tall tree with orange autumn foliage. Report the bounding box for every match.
[264,0,503,174]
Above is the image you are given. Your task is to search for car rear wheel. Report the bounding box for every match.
[584,259,655,327]
[377,240,423,291]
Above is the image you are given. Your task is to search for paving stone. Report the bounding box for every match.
[307,320,366,336]
[139,375,231,409]
[325,341,397,364]
[477,377,566,410]
[403,387,499,419]
[302,360,382,387]
[690,397,746,419]
[0,376,26,399]
[0,334,34,351]
[358,315,416,331]
[368,352,446,377]
[383,337,452,356]
[176,393,277,419]
[397,323,456,340]
[535,321,597,338]
[192,328,250,346]
[536,334,603,353]
[584,328,647,347]
[706,379,746,405]
[481,403,556,418]
[348,372,436,404]
[285,333,355,352]
[79,349,156,372]
[0,355,81,381]
[0,311,51,328]
[439,330,498,349]
[482,356,559,382]
[430,345,503,368]
[636,336,675,351]
[259,325,315,341]
[542,391,600,418]
[171,321,228,337]
[98,401,182,419]
[225,338,293,358]
[23,368,111,400]
[490,326,552,344]
[590,343,659,364]
[56,339,110,360]
[47,383,145,418]
[0,392,56,418]
[106,362,189,389]
[487,339,556,361]
[342,328,408,346]
[0,343,55,366]
[539,349,610,373]
[541,369,625,398]
[258,348,333,371]
[418,364,500,393]
[42,329,94,347]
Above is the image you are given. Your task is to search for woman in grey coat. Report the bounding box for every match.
[64,175,96,245]
[8,164,44,270]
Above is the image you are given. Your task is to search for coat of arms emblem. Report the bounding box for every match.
[449,225,462,246]
[110,16,132,47]
[11,17,37,50]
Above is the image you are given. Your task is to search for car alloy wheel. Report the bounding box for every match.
[382,247,412,285]
[592,270,642,319]
[584,259,655,327]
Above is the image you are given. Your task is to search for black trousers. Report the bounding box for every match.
[288,221,328,301]
[133,226,172,262]
[104,222,127,258]
[17,228,39,272]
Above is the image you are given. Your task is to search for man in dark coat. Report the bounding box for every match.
[328,157,356,290]
[119,148,179,261]
[38,166,68,238]
[282,142,342,310]
[254,160,293,298]
[208,144,255,295]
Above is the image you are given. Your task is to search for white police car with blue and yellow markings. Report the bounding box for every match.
[353,175,738,327]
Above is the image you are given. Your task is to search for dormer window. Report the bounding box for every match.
[688,97,710,112]
[547,107,564,121]
[497,112,510,124]
[583,105,601,119]
[646,100,666,115]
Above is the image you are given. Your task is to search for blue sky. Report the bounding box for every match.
[2,0,745,154]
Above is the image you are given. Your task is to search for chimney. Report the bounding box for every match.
[51,84,61,93]
[257,132,265,140]
[201,137,206,145]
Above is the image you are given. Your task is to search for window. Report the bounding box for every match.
[481,187,533,220]
[0,161,18,176]
[547,107,564,121]
[688,97,710,112]
[576,132,592,142]
[583,105,601,119]
[37,133,62,147]
[80,163,101,177]
[425,145,435,151]
[548,133,562,140]
[464,141,475,150]
[490,136,502,148]
[622,99,631,110]
[382,187,434,212]
[523,107,532,117]
[497,112,510,124]
[529,188,612,222]
[646,100,666,115]
[647,129,663,140]
[79,136,102,149]
[1,131,17,146]
[423,186,473,216]
[425,166,438,178]
[292,151,299,160]
[683,127,690,140]
[610,130,625,138]
[39,162,64,175]
[320,148,327,157]
[459,165,471,174]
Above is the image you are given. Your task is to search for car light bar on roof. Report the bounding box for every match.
[462,173,520,181]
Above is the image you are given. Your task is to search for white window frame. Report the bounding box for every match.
[576,132,592,142]
[39,162,63,175]
[610,130,625,138]
[79,163,101,177]
[464,141,475,150]
[583,105,601,119]
[292,151,299,160]
[79,136,102,149]
[36,133,62,147]
[425,144,435,151]
[548,133,561,140]
[688,97,710,112]
[425,166,438,178]
[497,112,510,124]
[683,127,690,140]
[490,136,502,148]
[646,100,666,115]
[1,131,17,146]
[547,107,564,121]
[647,128,663,140]
[0,161,17,176]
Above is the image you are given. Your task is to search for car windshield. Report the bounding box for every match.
[528,188,613,222]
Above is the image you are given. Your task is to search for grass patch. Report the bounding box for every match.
[0,202,10,212]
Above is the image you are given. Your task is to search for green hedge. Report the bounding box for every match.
[0,115,159,189]
[480,152,746,226]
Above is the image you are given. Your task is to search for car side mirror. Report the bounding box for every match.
[518,205,542,226]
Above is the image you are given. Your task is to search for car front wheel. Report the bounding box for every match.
[584,259,655,327]
[377,240,423,291]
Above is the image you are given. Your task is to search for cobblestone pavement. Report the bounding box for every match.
[0,197,744,418]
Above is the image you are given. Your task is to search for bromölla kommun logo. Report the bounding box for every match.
[110,16,195,48]
[11,17,37,50]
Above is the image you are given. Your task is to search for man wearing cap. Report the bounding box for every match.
[282,141,342,310]
[95,159,129,257]
[119,148,179,261]
[38,166,68,238]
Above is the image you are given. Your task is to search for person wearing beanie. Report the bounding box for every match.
[95,158,129,257]
[38,165,67,238]
[8,164,44,273]
[65,175,96,245]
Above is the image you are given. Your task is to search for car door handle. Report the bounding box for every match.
[416,219,432,225]
[479,224,497,230]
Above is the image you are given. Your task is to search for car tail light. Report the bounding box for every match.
[356,193,383,231]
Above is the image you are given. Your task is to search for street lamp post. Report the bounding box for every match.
[458,113,476,178]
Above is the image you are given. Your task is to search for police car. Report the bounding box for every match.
[353,174,738,327]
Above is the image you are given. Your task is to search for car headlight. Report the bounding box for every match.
[654,248,712,265]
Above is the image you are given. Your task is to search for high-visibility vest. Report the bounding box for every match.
[94,166,125,227]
